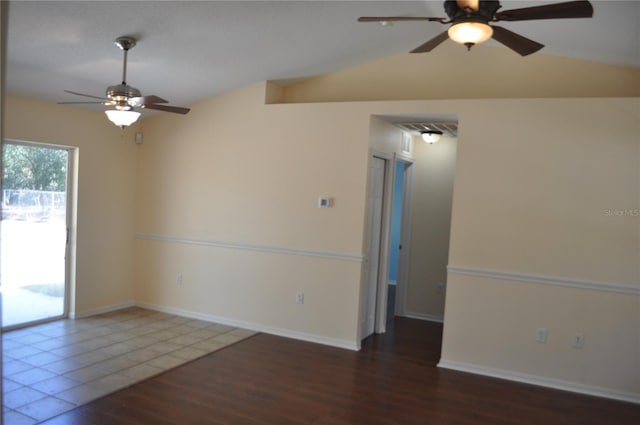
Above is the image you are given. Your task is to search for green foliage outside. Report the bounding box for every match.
[2,144,68,191]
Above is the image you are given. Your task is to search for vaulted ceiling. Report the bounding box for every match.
[5,1,639,110]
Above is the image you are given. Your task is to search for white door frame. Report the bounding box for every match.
[373,154,414,334]
[361,153,389,340]
[361,150,415,337]
[372,152,393,336]
[2,139,77,329]
[392,155,414,319]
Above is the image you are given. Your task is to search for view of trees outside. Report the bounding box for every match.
[2,144,68,221]
[1,143,68,327]
[3,143,67,191]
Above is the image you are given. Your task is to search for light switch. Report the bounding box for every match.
[318,197,333,208]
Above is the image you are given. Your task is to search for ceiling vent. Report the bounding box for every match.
[395,122,458,137]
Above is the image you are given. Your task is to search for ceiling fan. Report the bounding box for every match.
[358,0,594,56]
[59,36,190,128]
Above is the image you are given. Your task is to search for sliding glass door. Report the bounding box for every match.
[1,141,71,328]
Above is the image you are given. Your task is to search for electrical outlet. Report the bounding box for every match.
[176,273,183,286]
[536,327,547,343]
[573,333,585,349]
[296,291,304,305]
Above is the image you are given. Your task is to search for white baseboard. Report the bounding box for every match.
[438,359,640,405]
[134,301,360,352]
[403,312,444,323]
[70,300,135,319]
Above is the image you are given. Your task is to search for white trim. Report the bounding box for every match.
[66,147,79,324]
[395,157,414,317]
[369,149,393,161]
[448,265,639,296]
[135,233,363,263]
[135,301,360,352]
[70,300,135,319]
[373,153,393,335]
[395,152,414,163]
[438,359,640,405]
[403,312,444,323]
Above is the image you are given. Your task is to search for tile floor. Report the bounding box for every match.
[2,307,257,424]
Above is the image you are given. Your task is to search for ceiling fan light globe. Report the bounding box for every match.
[105,110,141,128]
[421,130,443,144]
[448,21,493,46]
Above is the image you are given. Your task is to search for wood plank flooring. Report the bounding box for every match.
[39,318,639,424]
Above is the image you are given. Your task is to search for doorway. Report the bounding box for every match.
[387,159,408,323]
[362,155,413,340]
[361,156,386,339]
[1,141,73,329]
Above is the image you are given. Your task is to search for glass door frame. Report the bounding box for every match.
[1,139,76,330]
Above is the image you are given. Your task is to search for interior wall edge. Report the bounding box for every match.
[437,359,640,405]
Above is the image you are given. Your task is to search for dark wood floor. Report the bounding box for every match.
[40,318,639,424]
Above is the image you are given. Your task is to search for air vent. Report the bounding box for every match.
[395,122,458,137]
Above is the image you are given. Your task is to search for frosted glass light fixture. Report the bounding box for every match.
[448,21,493,49]
[421,130,443,144]
[105,110,141,128]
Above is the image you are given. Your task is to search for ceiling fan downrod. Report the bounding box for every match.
[108,36,141,109]
[114,36,136,85]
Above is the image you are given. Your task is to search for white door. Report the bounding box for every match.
[361,156,385,339]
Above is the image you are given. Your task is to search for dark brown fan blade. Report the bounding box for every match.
[129,95,169,107]
[495,0,593,22]
[63,90,107,101]
[491,26,544,56]
[358,16,446,23]
[410,31,450,53]
[143,103,190,115]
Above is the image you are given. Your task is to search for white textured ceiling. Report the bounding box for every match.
[5,1,639,111]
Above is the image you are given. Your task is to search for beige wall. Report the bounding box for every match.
[134,83,370,348]
[4,97,138,316]
[442,275,639,398]
[406,135,457,320]
[449,98,639,284]
[136,84,369,253]
[368,116,412,157]
[135,83,639,400]
[441,97,639,401]
[3,44,637,401]
[280,43,640,103]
